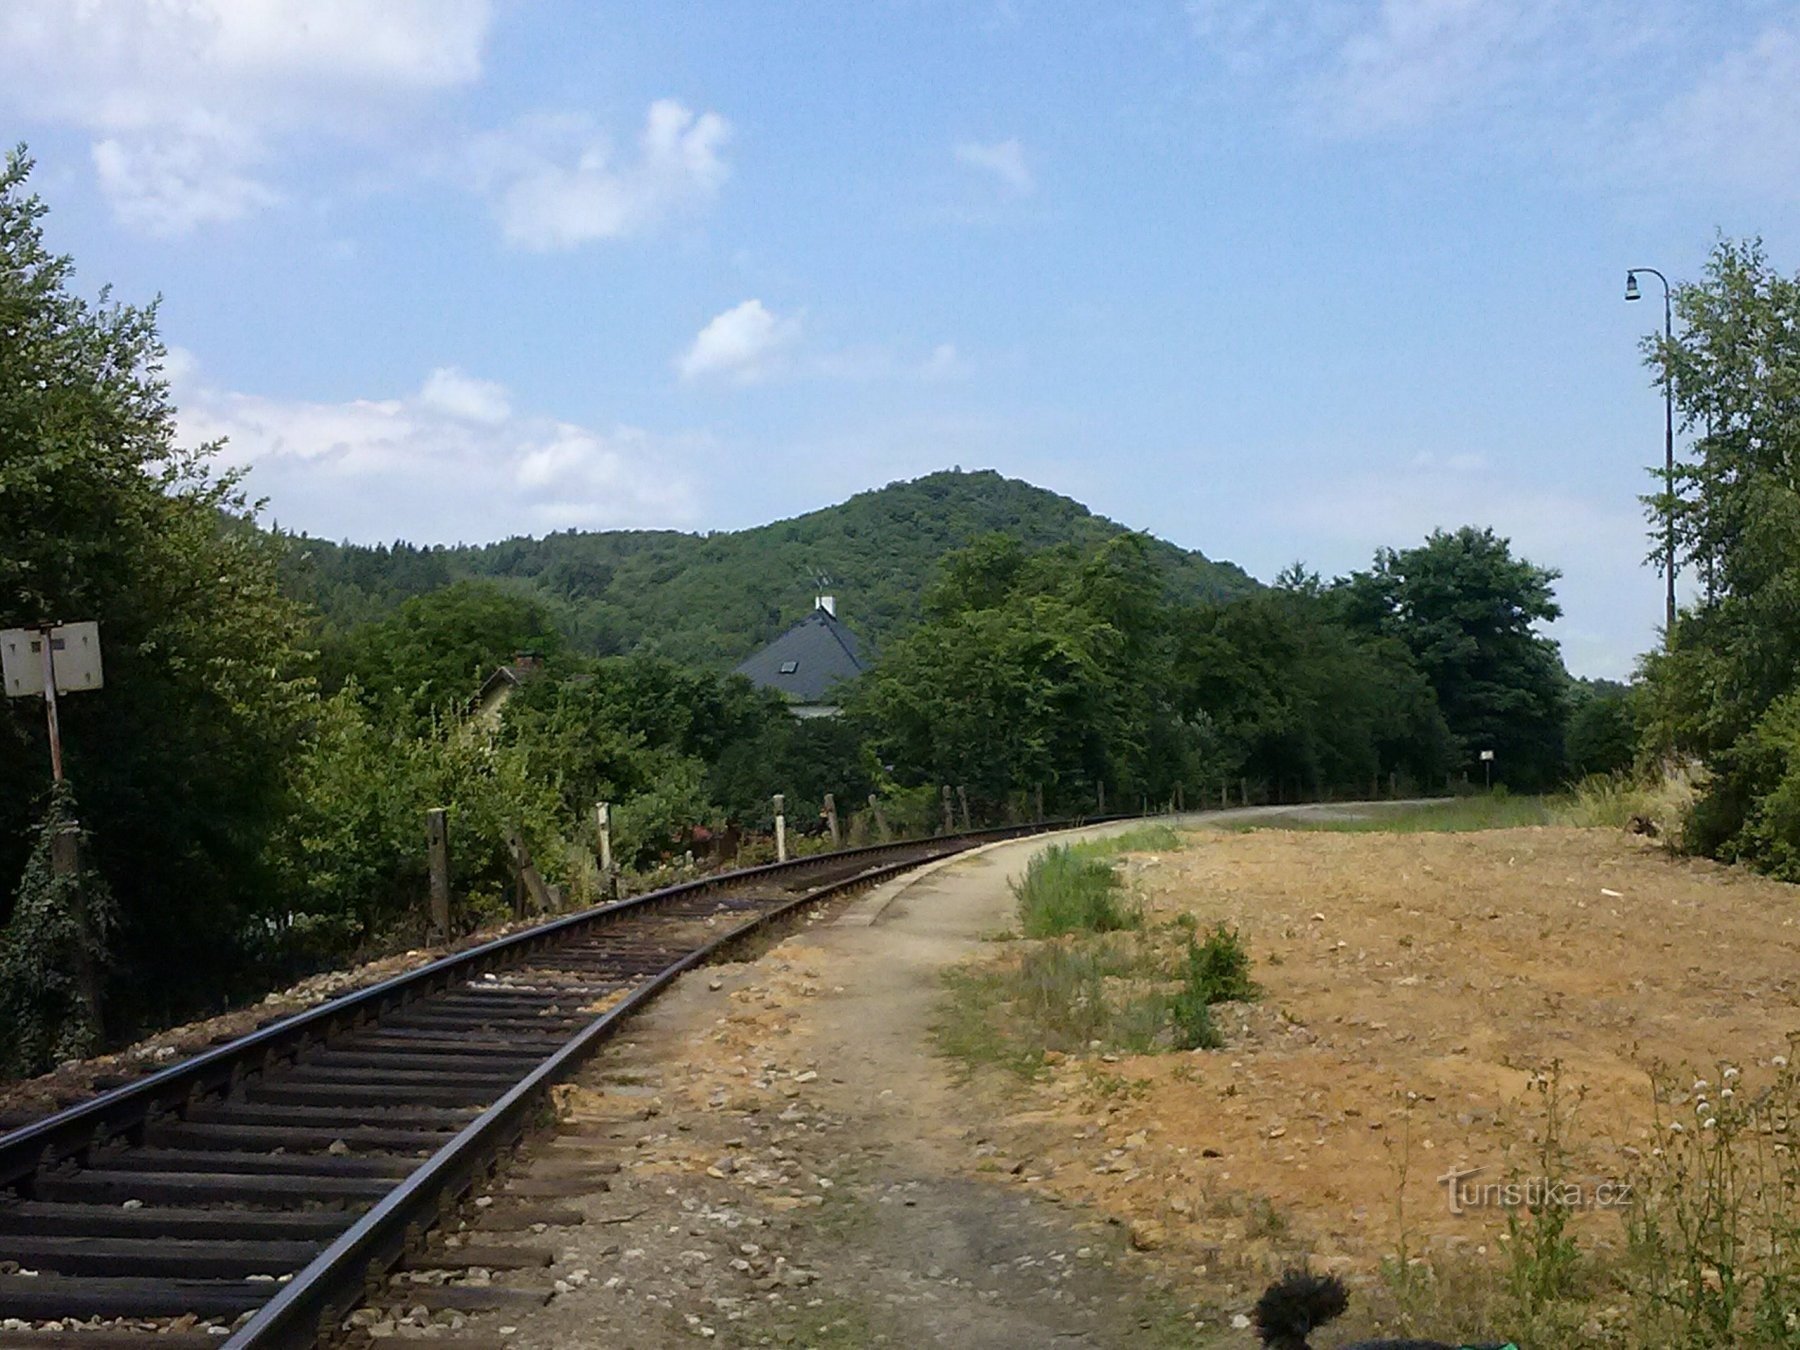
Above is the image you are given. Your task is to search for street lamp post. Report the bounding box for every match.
[1626,268,1677,638]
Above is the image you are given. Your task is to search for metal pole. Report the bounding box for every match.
[1629,267,1678,641]
[1664,282,1677,638]
[38,626,64,784]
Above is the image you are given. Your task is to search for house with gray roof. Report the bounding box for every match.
[733,597,869,718]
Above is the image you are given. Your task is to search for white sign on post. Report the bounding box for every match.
[1479,749,1496,762]
[1,622,104,698]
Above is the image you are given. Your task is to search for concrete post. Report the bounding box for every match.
[50,822,102,1037]
[941,785,954,835]
[774,794,788,863]
[596,802,616,897]
[956,785,971,832]
[868,793,891,841]
[823,793,841,848]
[1034,783,1044,821]
[1097,782,1106,814]
[425,808,450,941]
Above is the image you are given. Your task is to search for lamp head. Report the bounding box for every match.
[1625,272,1641,302]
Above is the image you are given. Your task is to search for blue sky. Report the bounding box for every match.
[6,1,1798,678]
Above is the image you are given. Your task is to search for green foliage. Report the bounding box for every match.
[1169,924,1257,1050]
[1336,526,1569,789]
[864,530,1463,814]
[0,149,312,1037]
[329,579,564,725]
[1176,586,1455,799]
[268,687,572,956]
[1638,240,1800,878]
[0,786,117,1076]
[1566,679,1639,779]
[1014,844,1140,937]
[286,469,1258,671]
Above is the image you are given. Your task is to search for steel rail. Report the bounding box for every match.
[0,825,1059,1185]
[227,849,935,1347]
[0,815,1120,1341]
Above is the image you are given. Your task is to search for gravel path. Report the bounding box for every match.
[451,824,1225,1348]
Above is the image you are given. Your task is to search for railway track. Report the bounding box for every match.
[0,823,1093,1348]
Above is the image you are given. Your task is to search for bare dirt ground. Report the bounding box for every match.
[946,822,1800,1338]
[445,815,1800,1347]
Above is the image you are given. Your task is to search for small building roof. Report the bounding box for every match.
[733,607,869,704]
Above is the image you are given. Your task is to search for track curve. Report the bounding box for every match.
[0,822,1102,1347]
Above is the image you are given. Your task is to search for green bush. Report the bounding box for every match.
[1169,925,1255,1050]
[1014,844,1140,937]
[0,786,117,1076]
[1694,691,1800,880]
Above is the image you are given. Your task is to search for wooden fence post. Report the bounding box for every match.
[1034,783,1045,821]
[505,827,555,916]
[868,793,891,841]
[941,785,954,835]
[956,785,972,832]
[773,794,788,863]
[1097,782,1106,814]
[425,808,450,941]
[822,793,842,848]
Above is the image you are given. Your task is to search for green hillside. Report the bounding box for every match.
[284,469,1257,668]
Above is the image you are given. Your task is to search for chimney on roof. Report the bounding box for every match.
[815,595,836,617]
[512,651,543,675]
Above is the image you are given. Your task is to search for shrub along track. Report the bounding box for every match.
[0,824,1100,1348]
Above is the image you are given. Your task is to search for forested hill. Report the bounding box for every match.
[282,469,1258,668]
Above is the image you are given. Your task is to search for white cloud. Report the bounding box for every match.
[169,352,698,542]
[954,138,1035,195]
[92,132,279,235]
[1653,21,1800,199]
[471,101,732,251]
[1185,0,1680,142]
[418,367,511,425]
[677,300,802,385]
[675,302,964,387]
[0,0,491,233]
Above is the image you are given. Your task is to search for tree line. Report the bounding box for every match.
[1634,239,1800,880]
[0,150,1597,1076]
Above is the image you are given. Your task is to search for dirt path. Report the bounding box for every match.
[454,823,1225,1348]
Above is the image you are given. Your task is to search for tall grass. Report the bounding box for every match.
[1014,844,1141,937]
[1236,795,1556,834]
[1073,823,1185,857]
[1559,767,1700,848]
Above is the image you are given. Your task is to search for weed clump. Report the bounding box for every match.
[1014,844,1140,937]
[941,833,1263,1069]
[1170,924,1256,1050]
